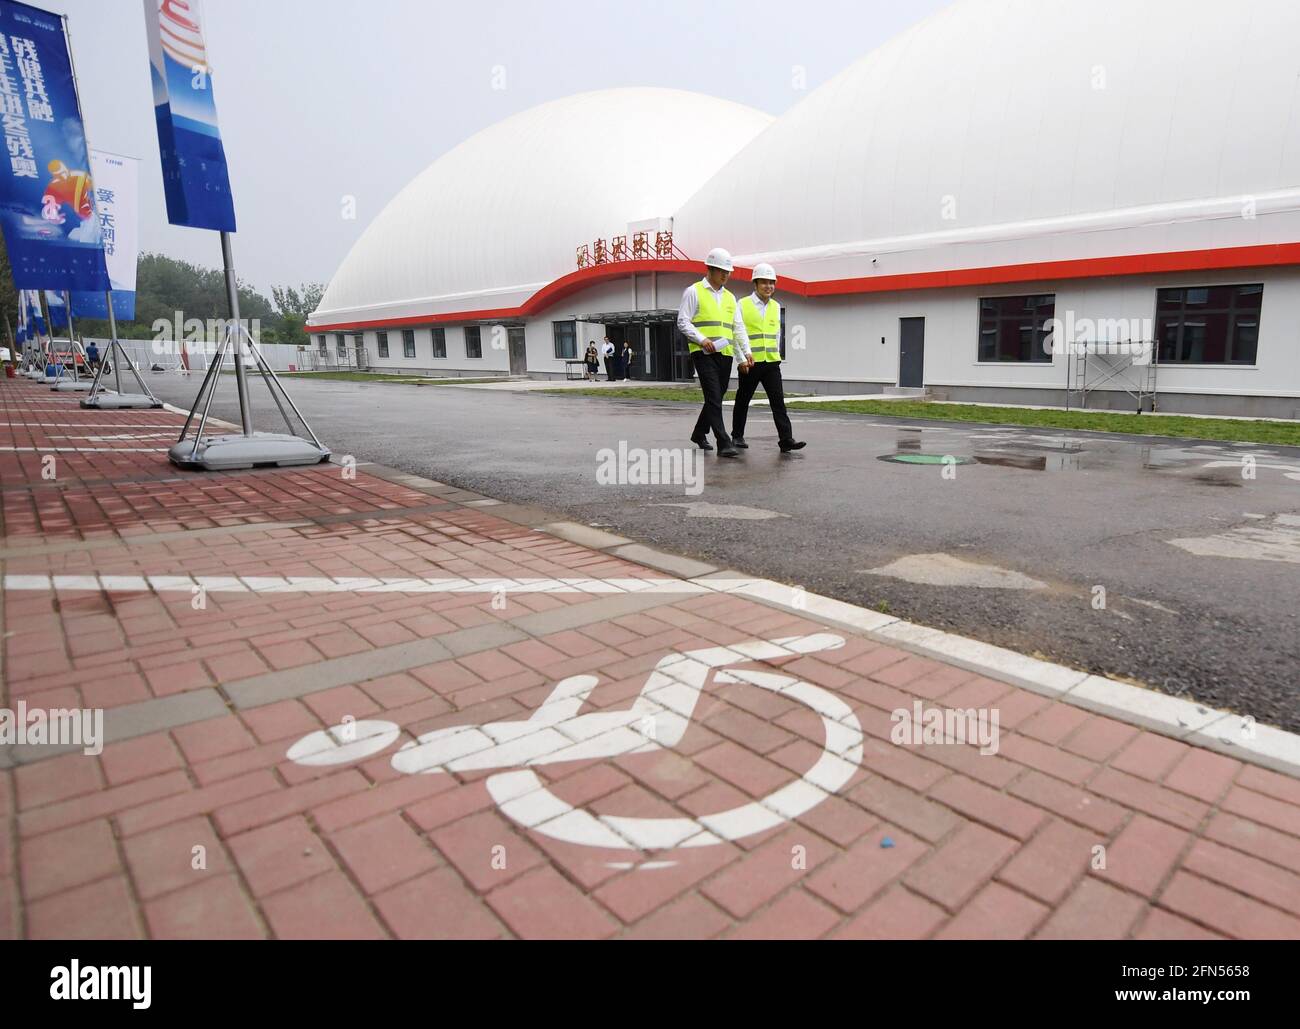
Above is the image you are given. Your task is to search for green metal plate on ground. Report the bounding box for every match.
[877,453,977,465]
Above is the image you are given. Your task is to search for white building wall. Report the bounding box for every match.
[775,269,1300,410]
[356,323,510,375]
[315,265,1300,415]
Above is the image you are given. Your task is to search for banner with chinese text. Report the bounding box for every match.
[71,151,139,320]
[0,0,110,291]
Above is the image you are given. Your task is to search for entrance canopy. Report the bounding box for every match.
[576,309,689,382]
[577,308,677,326]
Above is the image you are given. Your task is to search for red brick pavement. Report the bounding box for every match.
[1,376,1298,940]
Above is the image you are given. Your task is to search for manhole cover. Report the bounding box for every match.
[877,453,977,465]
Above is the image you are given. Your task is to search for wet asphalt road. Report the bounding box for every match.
[147,376,1300,732]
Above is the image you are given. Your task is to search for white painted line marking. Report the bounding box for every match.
[0,422,177,428]
[2,573,705,597]
[0,446,167,453]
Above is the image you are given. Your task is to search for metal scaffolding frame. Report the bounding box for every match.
[1064,340,1160,413]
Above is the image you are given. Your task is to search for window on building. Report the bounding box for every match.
[1156,284,1262,364]
[553,320,576,359]
[402,329,416,359]
[376,331,389,358]
[465,326,482,359]
[431,327,446,359]
[335,333,346,356]
[978,294,1056,362]
[317,334,326,352]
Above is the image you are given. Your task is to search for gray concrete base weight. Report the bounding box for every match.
[81,393,163,409]
[50,380,92,391]
[168,432,331,470]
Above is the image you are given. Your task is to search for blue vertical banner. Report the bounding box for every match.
[43,286,64,326]
[0,0,110,291]
[26,288,44,334]
[143,0,235,231]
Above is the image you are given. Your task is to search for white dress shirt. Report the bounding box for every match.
[677,280,751,362]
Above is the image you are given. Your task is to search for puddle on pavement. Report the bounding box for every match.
[877,427,1300,480]
[1190,472,1243,487]
[975,454,1049,471]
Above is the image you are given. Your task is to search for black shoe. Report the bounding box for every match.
[732,436,748,448]
[718,446,741,458]
[779,439,806,452]
[690,433,714,451]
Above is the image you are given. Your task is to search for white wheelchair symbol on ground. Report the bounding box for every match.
[287,633,863,853]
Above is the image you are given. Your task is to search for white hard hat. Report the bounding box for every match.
[751,262,777,283]
[704,247,734,272]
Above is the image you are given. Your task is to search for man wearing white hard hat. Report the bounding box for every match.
[676,247,752,457]
[731,263,805,452]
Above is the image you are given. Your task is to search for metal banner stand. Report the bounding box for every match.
[36,313,54,379]
[83,290,162,409]
[22,343,41,378]
[51,289,92,392]
[18,304,39,376]
[24,334,47,379]
[21,320,45,378]
[168,231,329,470]
[36,293,60,380]
[24,309,48,377]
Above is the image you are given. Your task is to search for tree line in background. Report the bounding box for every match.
[0,238,323,348]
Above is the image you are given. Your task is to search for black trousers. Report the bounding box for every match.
[691,350,733,445]
[733,360,793,442]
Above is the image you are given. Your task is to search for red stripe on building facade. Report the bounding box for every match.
[307,243,1300,332]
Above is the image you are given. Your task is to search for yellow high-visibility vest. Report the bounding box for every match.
[740,295,781,362]
[690,281,736,356]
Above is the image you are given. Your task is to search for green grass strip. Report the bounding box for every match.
[784,399,1300,446]
[540,387,1298,444]
[276,372,504,385]
[542,387,757,402]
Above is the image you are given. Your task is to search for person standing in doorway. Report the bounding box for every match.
[621,337,635,380]
[602,336,617,381]
[732,263,805,452]
[677,247,752,457]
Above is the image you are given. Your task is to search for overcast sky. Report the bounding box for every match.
[55,0,952,300]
